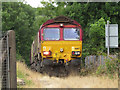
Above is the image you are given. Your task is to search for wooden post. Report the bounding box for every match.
[100,55,101,65]
[0,39,2,89]
[93,55,94,69]
[8,30,17,88]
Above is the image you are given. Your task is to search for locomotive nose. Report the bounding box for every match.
[42,44,81,62]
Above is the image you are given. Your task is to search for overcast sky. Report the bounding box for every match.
[24,0,56,8]
[24,0,43,8]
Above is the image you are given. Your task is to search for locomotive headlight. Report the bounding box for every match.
[43,51,51,56]
[77,51,80,54]
[60,23,63,27]
[75,51,77,55]
[72,51,80,56]
[60,48,63,52]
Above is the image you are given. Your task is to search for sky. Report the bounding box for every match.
[24,0,44,8]
[24,0,119,8]
[24,0,57,8]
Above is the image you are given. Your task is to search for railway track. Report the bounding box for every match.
[30,61,81,77]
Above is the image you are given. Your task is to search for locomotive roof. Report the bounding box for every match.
[40,16,81,29]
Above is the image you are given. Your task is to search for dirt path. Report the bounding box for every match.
[17,62,118,88]
[36,75,118,88]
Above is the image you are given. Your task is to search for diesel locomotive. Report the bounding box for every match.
[30,16,83,75]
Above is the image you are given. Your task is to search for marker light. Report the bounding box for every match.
[60,24,63,27]
[72,51,80,56]
[43,51,51,56]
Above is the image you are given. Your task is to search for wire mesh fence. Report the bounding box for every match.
[0,35,9,88]
[0,30,17,89]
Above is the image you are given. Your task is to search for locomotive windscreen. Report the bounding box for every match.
[44,28,60,40]
[63,28,80,40]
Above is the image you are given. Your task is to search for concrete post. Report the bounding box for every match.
[8,30,17,88]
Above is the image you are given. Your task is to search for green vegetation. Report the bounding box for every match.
[17,62,33,88]
[17,70,25,79]
[2,2,120,64]
[96,55,118,78]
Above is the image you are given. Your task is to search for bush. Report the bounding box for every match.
[105,57,118,74]
[96,65,105,75]
[16,53,25,62]
[96,55,118,76]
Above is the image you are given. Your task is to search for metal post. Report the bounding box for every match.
[7,33,10,88]
[0,1,2,38]
[107,20,110,56]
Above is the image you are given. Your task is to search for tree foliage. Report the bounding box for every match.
[2,2,36,63]
[89,18,106,54]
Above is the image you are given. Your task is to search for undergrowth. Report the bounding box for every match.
[81,54,119,79]
[95,55,118,79]
[17,62,33,88]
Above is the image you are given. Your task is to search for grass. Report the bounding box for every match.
[17,61,118,88]
[17,61,33,88]
[17,70,25,79]
[17,61,43,88]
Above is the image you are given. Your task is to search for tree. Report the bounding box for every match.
[2,2,36,64]
[89,18,106,54]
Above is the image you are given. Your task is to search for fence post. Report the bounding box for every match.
[100,55,101,65]
[0,39,2,89]
[118,50,120,90]
[8,30,17,88]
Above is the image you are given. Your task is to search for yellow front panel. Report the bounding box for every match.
[40,41,82,62]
